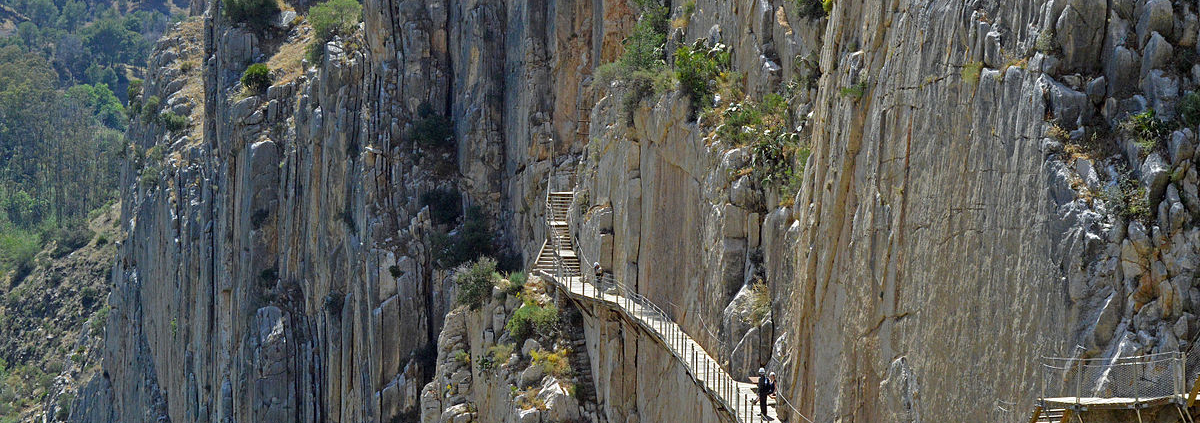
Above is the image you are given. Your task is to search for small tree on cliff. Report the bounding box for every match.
[223,0,279,26]
[454,257,499,310]
[306,0,362,64]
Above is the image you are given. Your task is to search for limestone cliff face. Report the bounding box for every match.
[70,0,1200,420]
[777,0,1200,422]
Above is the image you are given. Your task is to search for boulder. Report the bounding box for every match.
[521,339,541,357]
[519,365,544,388]
[1140,32,1173,82]
[984,30,1002,68]
[1041,75,1091,126]
[1136,0,1174,48]
[1141,152,1171,206]
[1168,130,1194,166]
[730,175,765,211]
[1086,77,1107,104]
[1055,0,1108,69]
[1104,46,1140,97]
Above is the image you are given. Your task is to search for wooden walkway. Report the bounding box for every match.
[534,188,795,423]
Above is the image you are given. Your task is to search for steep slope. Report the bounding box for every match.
[0,203,121,423]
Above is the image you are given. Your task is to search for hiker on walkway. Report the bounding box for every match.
[757,367,775,418]
[593,261,603,280]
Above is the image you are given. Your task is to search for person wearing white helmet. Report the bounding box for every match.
[756,367,775,418]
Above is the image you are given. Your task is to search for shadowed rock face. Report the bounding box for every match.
[68,0,1200,421]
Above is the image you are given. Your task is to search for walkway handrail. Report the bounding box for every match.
[1037,351,1187,409]
[538,175,815,423]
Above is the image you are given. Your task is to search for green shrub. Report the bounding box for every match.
[180,60,196,73]
[55,392,74,420]
[1175,49,1197,75]
[822,0,833,13]
[961,61,982,86]
[529,347,572,378]
[421,188,461,225]
[47,224,93,258]
[793,0,826,18]
[745,281,771,324]
[620,2,669,72]
[141,95,161,123]
[620,69,675,123]
[453,350,470,364]
[0,228,40,282]
[1121,109,1172,155]
[433,206,496,268]
[1101,172,1151,223]
[223,0,279,25]
[1180,92,1200,128]
[259,267,277,284]
[504,271,526,295]
[80,286,99,307]
[1035,28,1055,53]
[90,306,110,333]
[241,63,272,94]
[140,165,160,187]
[454,257,499,309]
[596,1,671,123]
[488,343,514,366]
[409,102,454,147]
[307,0,362,64]
[675,41,730,113]
[305,41,326,66]
[388,265,402,278]
[126,79,143,101]
[838,81,866,99]
[715,94,805,202]
[161,111,188,132]
[506,302,559,342]
[145,145,166,163]
[310,0,361,41]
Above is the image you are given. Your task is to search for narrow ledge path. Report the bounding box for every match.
[532,182,800,423]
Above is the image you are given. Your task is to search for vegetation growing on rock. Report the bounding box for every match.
[408,102,454,148]
[454,257,499,309]
[241,63,272,94]
[223,0,279,26]
[506,302,560,342]
[305,0,362,64]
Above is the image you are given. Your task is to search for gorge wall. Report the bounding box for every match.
[66,0,1200,421]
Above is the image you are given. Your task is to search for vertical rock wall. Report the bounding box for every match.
[70,0,1200,420]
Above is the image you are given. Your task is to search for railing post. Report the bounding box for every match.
[1080,355,1089,406]
[1179,352,1186,399]
[1136,358,1143,406]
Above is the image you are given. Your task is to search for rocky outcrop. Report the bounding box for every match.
[420,276,589,423]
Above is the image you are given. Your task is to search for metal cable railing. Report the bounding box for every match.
[1038,351,1186,408]
[532,176,813,423]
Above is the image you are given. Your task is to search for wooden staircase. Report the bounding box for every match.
[1029,405,1072,423]
[547,190,581,276]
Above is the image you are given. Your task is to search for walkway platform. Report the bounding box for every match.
[536,172,799,422]
[1042,395,1180,409]
[544,273,782,422]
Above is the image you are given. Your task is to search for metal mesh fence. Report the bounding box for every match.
[1039,352,1185,405]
